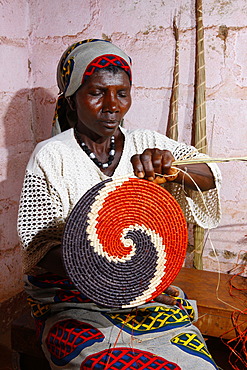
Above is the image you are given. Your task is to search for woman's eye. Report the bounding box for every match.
[90,91,102,96]
[118,91,127,97]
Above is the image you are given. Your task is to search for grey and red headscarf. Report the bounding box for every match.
[53,39,132,134]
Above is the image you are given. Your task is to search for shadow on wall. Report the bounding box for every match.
[0,87,55,304]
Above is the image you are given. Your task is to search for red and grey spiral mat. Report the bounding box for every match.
[62,176,188,308]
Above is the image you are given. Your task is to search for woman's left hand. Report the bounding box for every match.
[154,286,179,305]
[131,148,178,183]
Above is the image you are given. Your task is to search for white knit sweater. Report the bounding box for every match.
[17,128,221,273]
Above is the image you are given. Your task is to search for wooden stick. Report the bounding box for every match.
[192,0,207,154]
[193,0,207,270]
[166,17,179,141]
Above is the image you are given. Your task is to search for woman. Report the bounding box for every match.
[18,39,221,369]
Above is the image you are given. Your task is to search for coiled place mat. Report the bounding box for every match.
[62,176,188,308]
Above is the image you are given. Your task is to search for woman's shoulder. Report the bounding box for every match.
[121,127,197,157]
[31,129,76,159]
[122,127,156,135]
[27,129,76,170]
[34,129,74,153]
[121,127,178,145]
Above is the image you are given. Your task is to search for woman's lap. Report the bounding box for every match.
[25,273,218,369]
[39,303,218,369]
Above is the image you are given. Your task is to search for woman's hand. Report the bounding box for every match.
[153,286,179,305]
[38,245,68,277]
[131,148,178,183]
[131,148,215,191]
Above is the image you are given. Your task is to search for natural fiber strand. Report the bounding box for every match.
[171,167,244,312]
[166,16,179,141]
[222,312,247,370]
[220,270,247,370]
[105,312,133,369]
[105,310,141,369]
[173,156,247,166]
[156,168,247,365]
[154,157,247,181]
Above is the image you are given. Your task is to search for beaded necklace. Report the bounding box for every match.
[74,128,115,169]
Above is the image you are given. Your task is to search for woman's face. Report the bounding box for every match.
[73,68,131,140]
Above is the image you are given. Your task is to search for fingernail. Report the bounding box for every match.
[137,172,144,178]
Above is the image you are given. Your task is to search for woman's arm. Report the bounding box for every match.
[175,162,215,191]
[18,170,65,274]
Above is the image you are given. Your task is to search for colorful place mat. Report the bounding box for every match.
[62,176,188,308]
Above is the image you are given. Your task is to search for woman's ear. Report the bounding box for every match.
[67,96,76,111]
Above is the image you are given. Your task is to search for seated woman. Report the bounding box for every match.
[18,39,221,369]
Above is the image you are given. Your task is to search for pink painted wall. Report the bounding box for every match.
[1,0,246,303]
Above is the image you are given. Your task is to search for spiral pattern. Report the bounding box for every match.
[62,177,187,308]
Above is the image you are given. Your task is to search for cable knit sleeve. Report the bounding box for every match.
[130,129,222,229]
[157,135,222,229]
[165,144,222,229]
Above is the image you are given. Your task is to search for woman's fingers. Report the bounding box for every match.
[154,294,177,305]
[131,149,155,180]
[131,149,175,181]
[161,152,174,173]
[153,176,167,184]
[131,154,145,178]
[153,286,180,306]
[164,286,179,297]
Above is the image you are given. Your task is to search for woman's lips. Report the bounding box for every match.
[101,120,119,128]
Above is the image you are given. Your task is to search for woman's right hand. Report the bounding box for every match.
[131,148,178,183]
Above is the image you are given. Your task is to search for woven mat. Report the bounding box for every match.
[62,176,188,308]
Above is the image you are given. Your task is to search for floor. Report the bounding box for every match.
[205,336,237,370]
[0,331,12,370]
[0,329,237,370]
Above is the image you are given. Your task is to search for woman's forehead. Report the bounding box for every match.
[82,68,131,88]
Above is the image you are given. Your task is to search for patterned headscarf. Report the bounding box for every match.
[53,39,132,134]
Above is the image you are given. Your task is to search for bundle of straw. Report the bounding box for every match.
[192,0,207,154]
[192,0,207,270]
[173,156,247,166]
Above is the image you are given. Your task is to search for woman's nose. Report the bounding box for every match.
[102,91,119,113]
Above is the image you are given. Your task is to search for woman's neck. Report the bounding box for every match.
[75,127,119,152]
[75,127,125,175]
